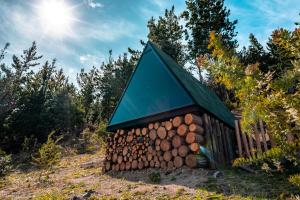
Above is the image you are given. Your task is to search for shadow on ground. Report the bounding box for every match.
[106,166,300,199]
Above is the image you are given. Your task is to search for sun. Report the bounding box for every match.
[36,0,75,37]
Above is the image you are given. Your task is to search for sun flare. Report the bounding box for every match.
[36,0,75,37]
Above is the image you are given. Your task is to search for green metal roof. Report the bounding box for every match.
[149,42,234,128]
[107,44,195,129]
[107,42,234,130]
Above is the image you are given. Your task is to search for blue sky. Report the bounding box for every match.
[0,0,299,83]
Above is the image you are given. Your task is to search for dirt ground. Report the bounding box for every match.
[0,152,299,200]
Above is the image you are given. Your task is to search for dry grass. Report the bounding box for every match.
[0,150,299,200]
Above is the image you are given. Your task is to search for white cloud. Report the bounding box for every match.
[79,52,105,67]
[84,0,103,9]
[78,20,137,42]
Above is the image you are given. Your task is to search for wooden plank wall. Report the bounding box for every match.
[203,114,236,167]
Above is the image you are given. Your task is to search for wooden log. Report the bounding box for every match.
[185,154,207,168]
[185,132,205,144]
[150,160,155,167]
[144,160,149,168]
[117,155,123,164]
[167,130,176,139]
[159,155,164,162]
[147,153,153,161]
[160,161,167,170]
[155,161,160,168]
[177,124,188,136]
[238,121,250,157]
[148,123,154,130]
[125,161,131,170]
[235,120,243,157]
[155,145,161,151]
[259,119,268,151]
[204,114,217,168]
[172,135,183,148]
[248,134,255,157]
[160,139,171,151]
[131,160,138,169]
[189,124,204,134]
[138,161,144,169]
[167,161,174,171]
[165,121,173,131]
[178,145,189,157]
[155,138,161,146]
[163,151,172,162]
[120,162,125,171]
[142,127,148,136]
[184,113,203,125]
[149,130,157,141]
[154,122,160,130]
[115,164,120,171]
[185,154,197,168]
[126,135,133,143]
[172,116,183,127]
[147,146,154,154]
[122,147,128,156]
[220,123,230,164]
[129,156,133,162]
[189,143,200,152]
[135,128,141,136]
[174,156,183,168]
[157,127,167,139]
[254,124,262,153]
[171,148,178,157]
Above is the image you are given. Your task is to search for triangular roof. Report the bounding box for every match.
[107,42,234,131]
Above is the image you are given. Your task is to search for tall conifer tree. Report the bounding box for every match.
[182,0,238,58]
[147,6,186,65]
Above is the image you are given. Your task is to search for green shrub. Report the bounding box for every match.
[0,149,11,176]
[32,131,62,169]
[148,172,161,183]
[289,174,300,187]
[233,142,299,173]
[96,121,111,138]
[78,125,107,154]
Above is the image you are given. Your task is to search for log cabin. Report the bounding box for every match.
[103,42,237,172]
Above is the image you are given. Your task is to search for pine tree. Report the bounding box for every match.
[182,0,238,59]
[77,66,100,122]
[238,33,272,73]
[99,51,136,121]
[99,50,117,121]
[147,6,186,65]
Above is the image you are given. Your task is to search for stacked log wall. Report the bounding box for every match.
[104,112,235,172]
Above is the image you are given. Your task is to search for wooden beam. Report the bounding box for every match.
[254,124,262,153]
[259,119,268,151]
[238,120,251,157]
[234,120,243,157]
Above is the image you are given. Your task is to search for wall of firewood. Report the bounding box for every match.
[103,112,236,172]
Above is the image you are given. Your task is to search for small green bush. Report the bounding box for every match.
[289,174,300,187]
[148,172,161,183]
[78,124,108,154]
[32,131,62,169]
[96,121,111,138]
[0,149,11,176]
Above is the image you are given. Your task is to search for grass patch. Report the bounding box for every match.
[149,172,161,183]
